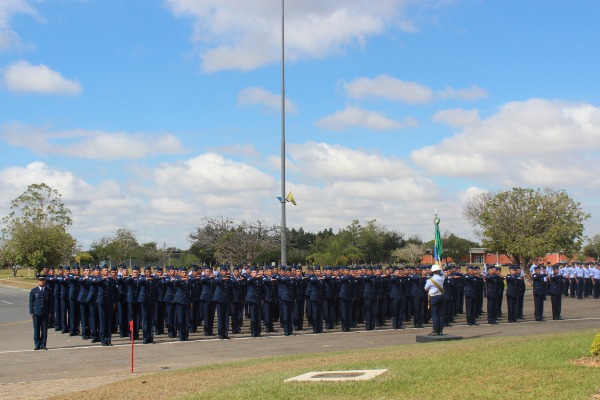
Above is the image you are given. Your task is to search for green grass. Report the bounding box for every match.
[54,329,600,400]
[0,268,38,289]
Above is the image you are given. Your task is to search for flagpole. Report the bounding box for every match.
[280,0,287,267]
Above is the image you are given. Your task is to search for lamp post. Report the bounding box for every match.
[280,0,287,267]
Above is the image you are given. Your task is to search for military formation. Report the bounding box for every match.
[30,261,600,349]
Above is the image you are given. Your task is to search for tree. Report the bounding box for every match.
[583,234,600,261]
[89,228,140,265]
[424,232,479,264]
[392,243,425,265]
[188,217,280,266]
[1,183,77,273]
[464,187,589,267]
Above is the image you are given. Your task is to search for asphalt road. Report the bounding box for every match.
[1,284,599,399]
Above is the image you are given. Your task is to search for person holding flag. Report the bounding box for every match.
[425,213,446,336]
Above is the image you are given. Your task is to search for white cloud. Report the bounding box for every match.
[0,0,41,51]
[343,75,487,104]
[2,61,83,95]
[288,141,414,181]
[411,98,600,186]
[207,144,261,158]
[237,86,297,113]
[164,0,415,72]
[0,122,186,159]
[437,85,487,100]
[343,75,434,103]
[316,106,418,131]
[432,108,480,128]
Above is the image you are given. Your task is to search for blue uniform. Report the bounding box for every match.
[29,284,53,349]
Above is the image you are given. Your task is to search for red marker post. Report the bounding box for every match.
[129,320,134,373]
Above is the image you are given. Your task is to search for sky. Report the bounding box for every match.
[1,0,599,251]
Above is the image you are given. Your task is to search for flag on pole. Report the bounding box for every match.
[433,213,443,263]
[286,191,297,205]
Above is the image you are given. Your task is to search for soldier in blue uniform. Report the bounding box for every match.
[516,266,526,319]
[230,266,246,334]
[87,266,101,343]
[162,266,177,338]
[322,267,336,330]
[484,265,501,324]
[97,265,118,346]
[277,266,296,336]
[462,265,479,326]
[189,266,202,334]
[338,266,354,332]
[77,266,92,340]
[199,266,216,336]
[505,266,520,323]
[116,267,130,338]
[262,267,277,333]
[389,267,406,330]
[409,267,426,328]
[174,267,194,341]
[139,266,157,344]
[59,266,70,333]
[30,275,53,350]
[67,265,81,336]
[125,266,142,340]
[213,266,232,339]
[293,266,307,331]
[154,267,166,335]
[532,265,548,321]
[548,265,563,320]
[309,266,325,333]
[245,266,263,337]
[361,267,377,331]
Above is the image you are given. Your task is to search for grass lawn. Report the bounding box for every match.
[54,329,600,400]
[0,269,37,290]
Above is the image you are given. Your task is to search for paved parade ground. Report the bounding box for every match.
[1,283,599,399]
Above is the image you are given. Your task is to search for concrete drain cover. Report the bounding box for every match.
[285,369,387,382]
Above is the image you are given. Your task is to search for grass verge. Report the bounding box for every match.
[52,329,600,400]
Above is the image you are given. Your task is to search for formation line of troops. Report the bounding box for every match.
[29,261,600,349]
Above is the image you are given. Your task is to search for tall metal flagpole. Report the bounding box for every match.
[280,0,287,266]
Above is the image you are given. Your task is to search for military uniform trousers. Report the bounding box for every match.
[32,315,49,349]
[141,301,155,343]
[175,302,190,340]
[201,301,215,336]
[79,302,91,338]
[506,295,518,322]
[364,298,376,330]
[293,299,305,330]
[53,293,62,331]
[465,295,477,325]
[339,298,353,331]
[279,300,294,335]
[390,297,405,329]
[550,294,562,319]
[486,297,498,324]
[154,301,166,335]
[117,299,130,337]
[310,300,324,333]
[60,296,69,333]
[98,303,114,344]
[533,294,545,320]
[166,302,177,337]
[215,301,230,338]
[69,299,81,334]
[429,294,444,333]
[262,300,275,332]
[230,301,243,334]
[128,302,141,340]
[89,302,100,341]
[247,302,261,337]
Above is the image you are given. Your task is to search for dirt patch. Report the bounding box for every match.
[1,375,130,400]
[571,357,600,368]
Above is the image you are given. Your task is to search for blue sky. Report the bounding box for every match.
[1,0,599,250]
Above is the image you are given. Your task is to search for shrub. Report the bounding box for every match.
[591,331,600,357]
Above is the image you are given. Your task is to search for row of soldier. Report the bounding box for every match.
[37,261,600,346]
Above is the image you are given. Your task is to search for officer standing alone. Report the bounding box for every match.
[30,275,53,350]
[424,264,445,336]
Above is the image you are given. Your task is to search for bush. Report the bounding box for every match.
[591,331,600,357]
